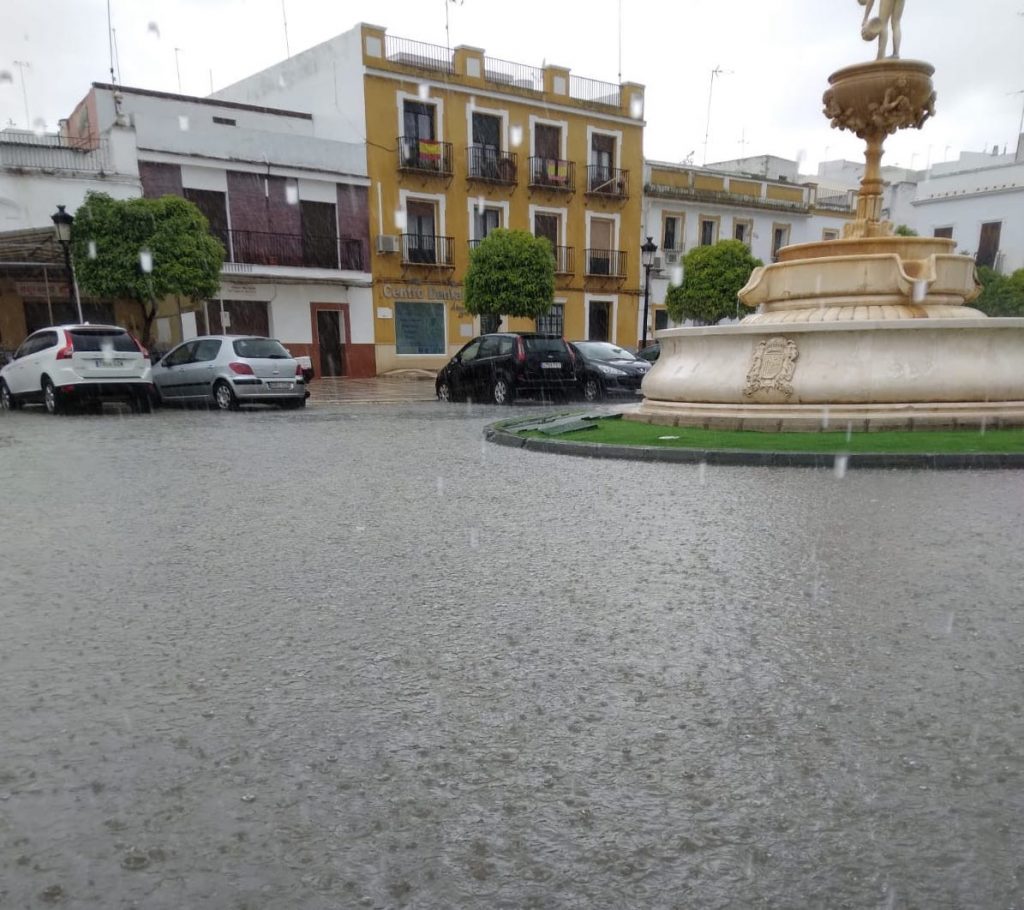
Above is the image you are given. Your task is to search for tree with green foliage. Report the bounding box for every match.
[973,266,1024,317]
[464,229,555,327]
[72,192,224,343]
[665,239,763,325]
[894,224,919,236]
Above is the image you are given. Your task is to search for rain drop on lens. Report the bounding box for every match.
[510,125,523,148]
[88,240,97,260]
[139,250,153,273]
[178,115,189,132]
[147,21,161,38]
[833,454,849,479]
[285,183,299,205]
[912,280,927,303]
[671,265,683,286]
[630,96,644,120]
[418,83,430,101]
[394,210,407,231]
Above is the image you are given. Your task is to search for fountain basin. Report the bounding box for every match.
[635,319,1024,430]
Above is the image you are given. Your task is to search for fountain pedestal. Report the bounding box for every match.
[633,58,1024,431]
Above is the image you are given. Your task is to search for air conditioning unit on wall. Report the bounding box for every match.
[376,234,400,254]
[651,256,663,272]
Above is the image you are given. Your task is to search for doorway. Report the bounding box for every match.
[317,310,346,377]
[588,300,611,341]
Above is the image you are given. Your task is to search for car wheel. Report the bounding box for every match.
[42,378,64,415]
[213,380,238,411]
[437,380,452,402]
[0,380,18,411]
[492,377,513,405]
[583,377,604,403]
[279,398,306,410]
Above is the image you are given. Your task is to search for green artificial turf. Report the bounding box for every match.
[517,418,1024,454]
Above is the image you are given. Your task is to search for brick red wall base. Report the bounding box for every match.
[345,344,376,378]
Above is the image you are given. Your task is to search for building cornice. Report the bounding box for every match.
[137,149,370,185]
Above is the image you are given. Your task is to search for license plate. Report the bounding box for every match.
[540,362,562,370]
[93,359,123,368]
[267,381,292,390]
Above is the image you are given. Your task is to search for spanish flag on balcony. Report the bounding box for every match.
[419,140,442,162]
[545,160,567,183]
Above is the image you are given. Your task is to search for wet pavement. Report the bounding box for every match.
[1,400,1023,909]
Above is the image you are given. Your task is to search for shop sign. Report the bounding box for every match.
[381,283,463,301]
[15,280,71,300]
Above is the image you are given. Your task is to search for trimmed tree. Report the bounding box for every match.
[71,192,224,343]
[665,239,763,325]
[973,266,1024,317]
[464,229,555,328]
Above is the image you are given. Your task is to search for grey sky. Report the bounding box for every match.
[3,0,1022,173]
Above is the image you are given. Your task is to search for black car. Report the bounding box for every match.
[569,341,652,402]
[637,341,661,363]
[436,333,581,404]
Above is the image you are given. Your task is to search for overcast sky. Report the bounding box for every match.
[3,0,1022,174]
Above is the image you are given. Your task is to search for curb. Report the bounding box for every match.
[484,423,1024,470]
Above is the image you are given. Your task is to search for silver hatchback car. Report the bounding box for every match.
[150,335,308,410]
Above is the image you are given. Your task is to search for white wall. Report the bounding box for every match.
[212,27,367,148]
[0,170,141,230]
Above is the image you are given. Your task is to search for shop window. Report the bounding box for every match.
[395,301,446,354]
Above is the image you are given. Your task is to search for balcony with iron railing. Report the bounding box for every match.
[586,166,629,199]
[402,234,455,267]
[585,249,627,278]
[398,136,453,177]
[0,130,110,173]
[226,229,364,270]
[466,146,518,184]
[528,157,576,193]
[551,245,575,274]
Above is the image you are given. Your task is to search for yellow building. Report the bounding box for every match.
[359,25,646,372]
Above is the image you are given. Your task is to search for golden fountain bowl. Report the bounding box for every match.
[823,59,936,138]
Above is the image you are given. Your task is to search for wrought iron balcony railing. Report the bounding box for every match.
[402,233,454,267]
[528,157,576,192]
[586,165,629,198]
[552,245,574,274]
[227,229,364,270]
[585,248,627,278]
[398,136,453,176]
[466,146,518,184]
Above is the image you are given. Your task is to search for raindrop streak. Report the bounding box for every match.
[139,250,153,273]
[912,279,927,303]
[147,21,161,38]
[469,529,480,549]
[821,406,830,430]
[697,461,707,485]
[945,612,955,635]
[834,454,849,479]
[87,240,97,260]
[845,421,853,442]
[436,477,445,496]
[0,71,12,84]
[32,118,47,135]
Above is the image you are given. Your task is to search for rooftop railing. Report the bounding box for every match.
[483,56,544,93]
[569,75,621,108]
[384,35,454,74]
[0,131,110,173]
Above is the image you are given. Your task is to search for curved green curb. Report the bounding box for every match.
[485,422,1024,470]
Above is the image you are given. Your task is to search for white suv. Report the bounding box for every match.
[0,324,154,414]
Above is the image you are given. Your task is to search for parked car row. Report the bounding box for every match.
[434,333,653,404]
[0,324,309,414]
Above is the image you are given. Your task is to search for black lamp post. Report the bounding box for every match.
[640,235,658,351]
[51,204,83,323]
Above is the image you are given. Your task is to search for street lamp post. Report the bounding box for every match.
[640,236,658,351]
[51,204,83,323]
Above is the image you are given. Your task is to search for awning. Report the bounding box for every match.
[0,226,64,268]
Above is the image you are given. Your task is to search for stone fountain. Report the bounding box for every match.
[635,2,1024,431]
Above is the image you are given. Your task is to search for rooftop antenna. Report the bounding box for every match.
[618,0,622,85]
[445,0,463,55]
[174,48,183,92]
[106,0,116,84]
[112,28,123,84]
[1009,89,1024,139]
[703,65,732,166]
[281,0,291,58]
[738,127,749,158]
[13,61,30,129]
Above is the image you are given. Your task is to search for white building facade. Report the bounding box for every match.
[641,160,856,331]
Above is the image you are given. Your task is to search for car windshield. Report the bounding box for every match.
[522,337,566,353]
[68,329,138,353]
[576,342,638,362]
[232,338,290,359]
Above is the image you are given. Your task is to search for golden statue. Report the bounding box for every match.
[859,0,905,60]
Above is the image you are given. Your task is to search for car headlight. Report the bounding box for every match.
[596,364,627,376]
